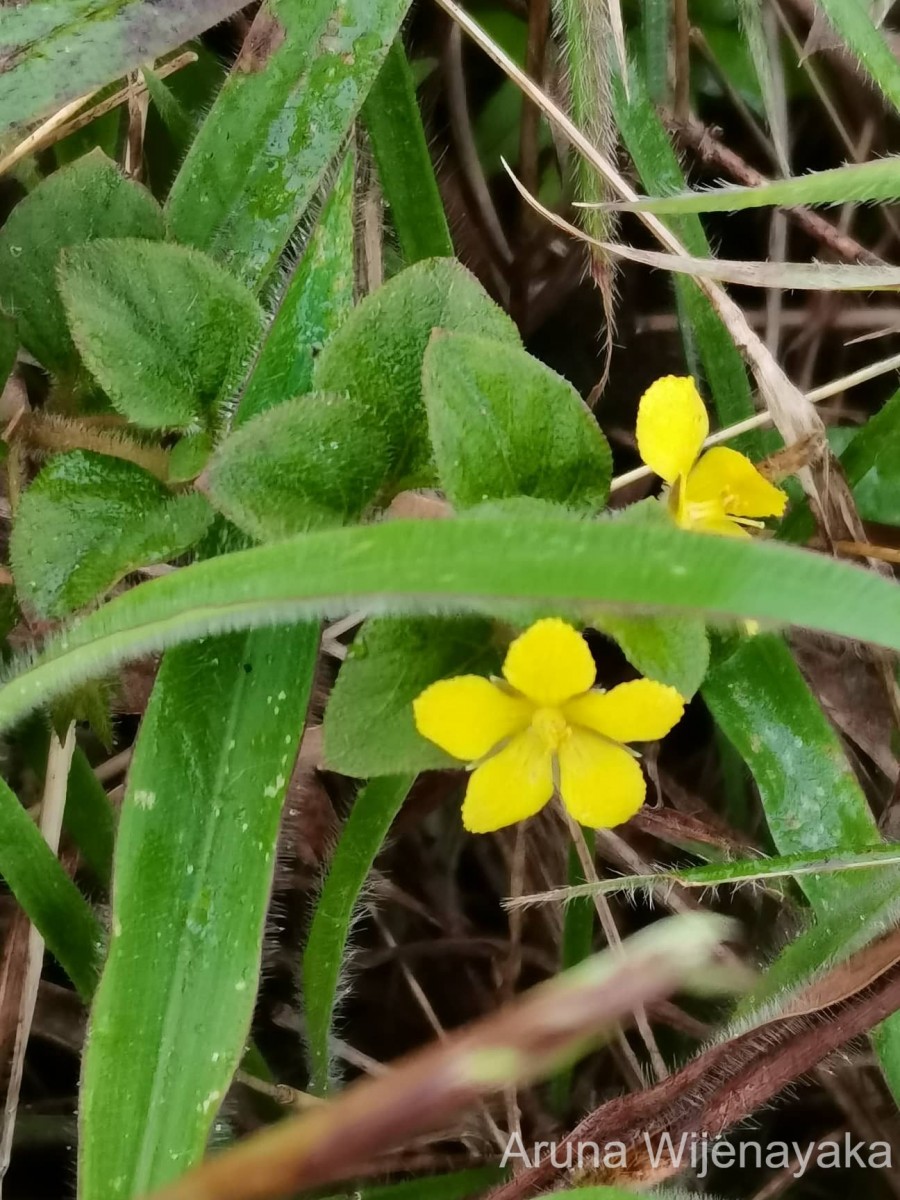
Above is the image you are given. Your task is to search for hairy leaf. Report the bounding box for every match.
[0,152,163,376]
[237,156,355,426]
[4,519,900,736]
[423,333,611,511]
[323,616,500,777]
[80,631,319,1199]
[59,239,264,430]
[614,157,900,216]
[11,451,213,619]
[314,258,520,486]
[165,0,412,285]
[205,393,388,541]
[304,775,414,1093]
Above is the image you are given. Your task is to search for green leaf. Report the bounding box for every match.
[549,834,595,1115]
[141,67,195,149]
[704,633,900,1096]
[5,518,900,737]
[236,155,355,426]
[304,774,414,1093]
[21,720,117,888]
[59,239,264,430]
[165,0,413,286]
[0,313,17,397]
[344,1169,507,1200]
[10,451,214,619]
[64,748,116,888]
[595,612,710,698]
[314,258,520,486]
[0,775,102,998]
[641,0,671,103]
[204,393,389,541]
[737,0,788,172]
[703,635,884,914]
[813,0,900,118]
[363,40,454,263]
[616,156,900,216]
[422,333,612,511]
[732,875,900,1030]
[837,388,900,508]
[323,616,500,777]
[0,152,164,376]
[593,504,710,697]
[0,0,250,134]
[79,628,319,1200]
[782,388,900,543]
[167,433,214,485]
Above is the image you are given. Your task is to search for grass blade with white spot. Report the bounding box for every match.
[79,631,319,1199]
[704,633,900,1097]
[165,0,413,286]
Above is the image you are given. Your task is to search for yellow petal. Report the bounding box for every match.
[413,675,532,761]
[461,729,554,833]
[558,731,646,828]
[502,618,595,707]
[564,679,685,743]
[690,513,751,538]
[636,376,709,484]
[685,446,787,519]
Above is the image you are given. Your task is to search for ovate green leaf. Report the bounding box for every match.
[323,616,500,777]
[59,239,264,430]
[422,332,611,511]
[597,612,710,698]
[10,451,214,618]
[204,393,389,541]
[314,258,520,486]
[0,152,163,376]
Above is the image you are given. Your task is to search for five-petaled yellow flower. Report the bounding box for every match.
[413,619,684,834]
[636,375,787,537]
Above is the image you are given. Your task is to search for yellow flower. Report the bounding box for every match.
[413,618,684,834]
[636,375,787,537]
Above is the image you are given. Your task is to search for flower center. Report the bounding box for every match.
[531,706,570,750]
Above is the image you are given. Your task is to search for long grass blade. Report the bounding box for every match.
[4,519,900,739]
